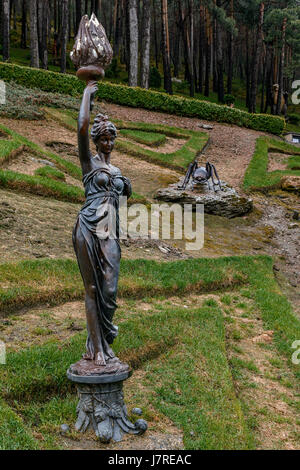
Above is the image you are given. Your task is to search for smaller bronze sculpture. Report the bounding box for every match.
[179,161,222,192]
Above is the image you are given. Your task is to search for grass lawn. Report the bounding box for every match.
[0,255,299,449]
[119,129,167,147]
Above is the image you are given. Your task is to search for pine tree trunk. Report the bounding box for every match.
[188,0,194,97]
[276,17,287,115]
[204,9,211,97]
[21,0,27,48]
[114,0,121,56]
[153,0,159,68]
[173,4,180,78]
[30,0,39,67]
[227,0,234,94]
[245,28,250,108]
[53,0,57,32]
[260,53,266,113]
[42,0,49,69]
[249,2,264,113]
[161,0,172,94]
[216,0,224,103]
[12,0,16,30]
[212,17,218,93]
[198,4,205,94]
[2,0,10,61]
[128,0,138,87]
[140,0,151,88]
[60,0,69,73]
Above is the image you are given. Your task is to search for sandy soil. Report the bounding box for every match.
[2,149,51,175]
[268,153,290,172]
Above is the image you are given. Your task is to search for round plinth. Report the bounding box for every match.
[67,357,147,443]
[67,369,132,384]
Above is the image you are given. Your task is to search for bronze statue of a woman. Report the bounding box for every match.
[73,81,132,367]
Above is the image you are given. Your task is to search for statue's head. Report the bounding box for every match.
[91,113,117,155]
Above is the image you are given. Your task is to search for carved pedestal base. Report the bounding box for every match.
[67,359,147,443]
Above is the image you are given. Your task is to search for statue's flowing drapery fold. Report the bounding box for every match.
[72,167,122,360]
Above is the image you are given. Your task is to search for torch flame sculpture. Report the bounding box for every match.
[70,13,113,82]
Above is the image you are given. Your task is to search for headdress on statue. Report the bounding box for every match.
[91,114,117,143]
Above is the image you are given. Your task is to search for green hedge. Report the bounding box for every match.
[0,62,285,135]
[243,136,300,191]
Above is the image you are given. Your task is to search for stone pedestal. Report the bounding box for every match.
[67,358,147,443]
[156,179,253,219]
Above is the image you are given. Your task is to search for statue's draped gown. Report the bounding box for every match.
[72,164,126,361]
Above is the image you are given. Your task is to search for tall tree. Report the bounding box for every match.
[128,0,138,86]
[249,2,265,113]
[60,0,69,73]
[75,0,82,33]
[21,0,27,49]
[276,15,287,115]
[188,0,195,97]
[37,0,49,69]
[215,0,226,103]
[2,0,10,61]
[140,0,151,88]
[29,0,39,67]
[227,0,234,94]
[205,8,212,97]
[161,0,172,94]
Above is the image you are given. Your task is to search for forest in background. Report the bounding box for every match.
[0,0,300,117]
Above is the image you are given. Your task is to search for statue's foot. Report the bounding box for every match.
[94,352,106,367]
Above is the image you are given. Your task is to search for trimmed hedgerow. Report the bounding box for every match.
[119,129,167,147]
[243,136,300,191]
[0,169,85,203]
[35,166,66,182]
[0,62,285,135]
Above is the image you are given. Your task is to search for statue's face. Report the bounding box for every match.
[97,133,115,155]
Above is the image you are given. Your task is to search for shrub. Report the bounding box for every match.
[0,62,285,135]
[0,81,102,121]
[149,67,162,89]
[288,113,300,126]
[173,80,189,94]
[224,94,235,105]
